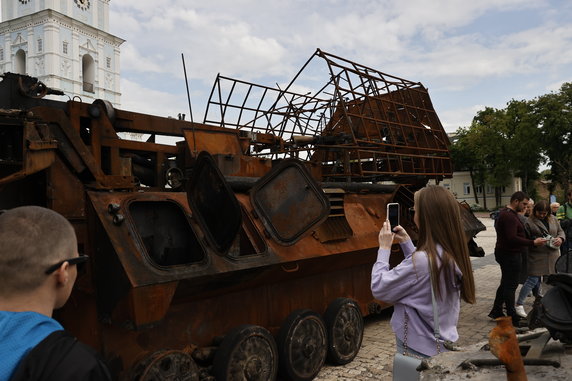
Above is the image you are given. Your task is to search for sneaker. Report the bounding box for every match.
[515,305,527,318]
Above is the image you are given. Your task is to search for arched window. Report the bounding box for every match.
[82,54,95,93]
[15,49,26,74]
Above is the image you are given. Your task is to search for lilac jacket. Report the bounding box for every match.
[371,240,462,356]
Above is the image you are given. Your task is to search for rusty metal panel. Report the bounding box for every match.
[186,151,242,255]
[250,158,330,245]
[183,127,243,156]
[459,200,487,238]
[0,114,56,186]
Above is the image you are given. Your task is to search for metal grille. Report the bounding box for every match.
[204,49,452,183]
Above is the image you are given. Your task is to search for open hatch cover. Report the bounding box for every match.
[186,151,242,255]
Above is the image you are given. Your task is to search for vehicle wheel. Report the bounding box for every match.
[138,349,199,381]
[277,309,327,381]
[213,324,278,381]
[128,349,166,380]
[323,298,364,365]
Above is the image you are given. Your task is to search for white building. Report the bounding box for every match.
[0,0,123,106]
[428,171,523,210]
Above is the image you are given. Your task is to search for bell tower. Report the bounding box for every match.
[0,0,124,106]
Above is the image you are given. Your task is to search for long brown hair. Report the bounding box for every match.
[529,200,553,222]
[414,186,476,304]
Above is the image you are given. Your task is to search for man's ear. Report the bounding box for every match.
[54,261,70,286]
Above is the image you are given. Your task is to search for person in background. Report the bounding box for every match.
[551,202,560,216]
[523,199,534,218]
[517,199,533,295]
[371,185,475,359]
[0,206,111,381]
[515,201,565,318]
[488,192,546,326]
[557,190,572,255]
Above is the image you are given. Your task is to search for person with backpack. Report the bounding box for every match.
[0,206,111,381]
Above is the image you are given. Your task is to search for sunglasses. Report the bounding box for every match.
[45,254,89,275]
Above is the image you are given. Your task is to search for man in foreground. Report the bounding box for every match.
[0,206,110,381]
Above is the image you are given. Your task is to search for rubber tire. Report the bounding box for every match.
[277,309,327,381]
[213,324,278,381]
[323,297,364,365]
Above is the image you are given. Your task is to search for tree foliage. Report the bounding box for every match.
[450,84,571,204]
[534,83,572,196]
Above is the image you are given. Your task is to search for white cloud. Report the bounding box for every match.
[120,78,189,119]
[108,0,572,130]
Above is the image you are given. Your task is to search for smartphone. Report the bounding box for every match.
[387,203,400,230]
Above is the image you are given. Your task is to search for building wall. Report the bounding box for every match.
[0,0,123,106]
[428,171,522,210]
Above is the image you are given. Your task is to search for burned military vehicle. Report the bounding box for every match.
[0,49,484,380]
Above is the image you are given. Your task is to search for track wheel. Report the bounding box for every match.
[137,349,199,381]
[213,324,278,381]
[324,298,364,365]
[277,309,327,381]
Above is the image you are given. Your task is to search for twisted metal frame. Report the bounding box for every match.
[204,49,452,183]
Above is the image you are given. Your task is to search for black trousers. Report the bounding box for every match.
[491,250,522,320]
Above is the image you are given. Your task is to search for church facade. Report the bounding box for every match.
[0,0,123,106]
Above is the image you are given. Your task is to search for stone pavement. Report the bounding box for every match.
[314,214,534,380]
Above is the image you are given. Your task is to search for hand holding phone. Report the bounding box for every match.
[387,203,400,230]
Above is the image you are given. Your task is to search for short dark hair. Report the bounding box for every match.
[510,191,529,203]
[0,206,77,296]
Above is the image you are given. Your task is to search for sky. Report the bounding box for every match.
[109,0,572,133]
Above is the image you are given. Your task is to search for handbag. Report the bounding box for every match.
[393,351,422,380]
[392,258,442,381]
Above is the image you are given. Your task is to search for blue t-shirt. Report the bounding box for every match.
[0,311,63,381]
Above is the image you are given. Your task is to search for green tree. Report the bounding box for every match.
[470,107,513,207]
[450,127,482,205]
[534,83,572,197]
[503,99,542,193]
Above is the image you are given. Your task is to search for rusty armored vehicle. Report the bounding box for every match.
[0,49,484,380]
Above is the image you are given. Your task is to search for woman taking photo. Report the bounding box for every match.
[515,200,565,317]
[371,185,476,358]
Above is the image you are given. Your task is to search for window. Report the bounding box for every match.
[82,54,95,93]
[486,184,493,194]
[63,41,68,55]
[15,49,26,74]
[0,48,4,61]
[476,186,483,194]
[463,183,471,195]
[106,57,111,69]
[37,39,43,52]
[443,183,450,189]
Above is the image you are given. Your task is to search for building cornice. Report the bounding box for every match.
[0,9,124,47]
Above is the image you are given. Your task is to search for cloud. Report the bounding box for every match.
[107,0,572,129]
[120,78,189,119]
